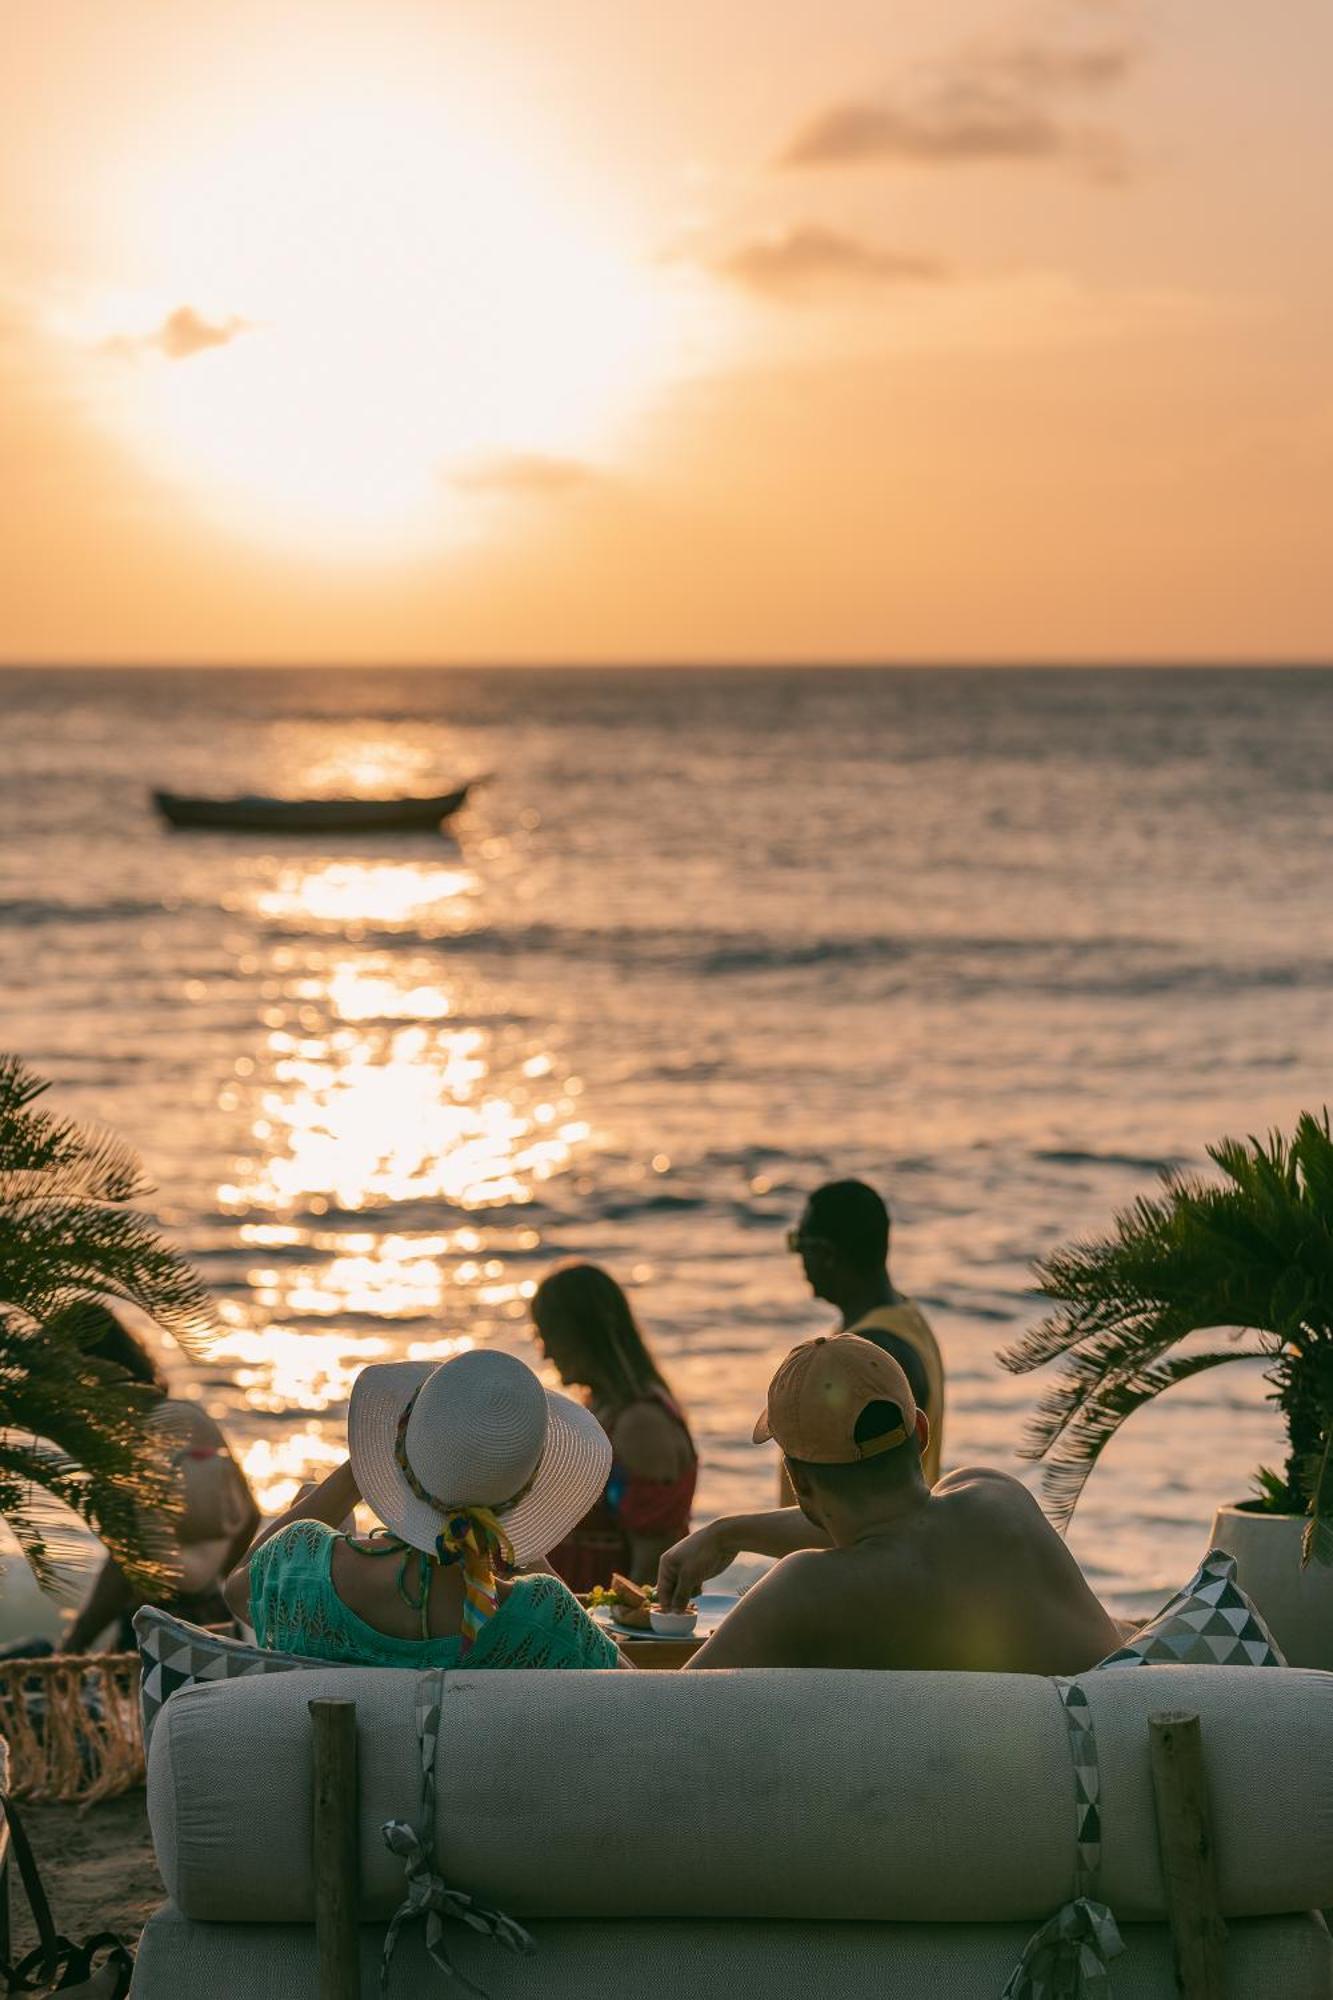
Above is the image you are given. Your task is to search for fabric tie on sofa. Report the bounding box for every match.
[379,1668,533,1994]
[1002,1678,1124,1998]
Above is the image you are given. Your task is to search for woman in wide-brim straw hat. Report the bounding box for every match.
[225,1347,622,1670]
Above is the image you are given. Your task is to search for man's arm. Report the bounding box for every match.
[684,1553,822,1669]
[656,1509,831,1610]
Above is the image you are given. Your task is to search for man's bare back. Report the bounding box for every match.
[686,1466,1119,1674]
[674,1334,1117,1675]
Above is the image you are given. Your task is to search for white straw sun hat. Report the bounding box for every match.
[347,1348,610,1567]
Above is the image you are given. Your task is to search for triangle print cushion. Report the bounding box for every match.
[1095,1548,1287,1670]
[134,1604,346,1754]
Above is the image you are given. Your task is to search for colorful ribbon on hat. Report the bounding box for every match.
[394,1393,519,1652]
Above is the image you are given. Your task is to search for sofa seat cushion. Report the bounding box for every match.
[132,1906,1333,2000]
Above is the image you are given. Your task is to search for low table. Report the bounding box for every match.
[590,1591,737,1670]
[612,1634,703,1669]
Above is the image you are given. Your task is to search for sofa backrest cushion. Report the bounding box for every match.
[147,1663,1333,1927]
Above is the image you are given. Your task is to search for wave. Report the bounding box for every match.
[364,919,1333,1000]
[8,891,1332,1002]
[1032,1147,1182,1175]
[0,895,177,927]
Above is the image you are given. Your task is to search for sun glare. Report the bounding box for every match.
[82,84,717,553]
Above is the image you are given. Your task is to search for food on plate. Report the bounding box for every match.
[608,1573,653,1628]
[582,1573,685,1632]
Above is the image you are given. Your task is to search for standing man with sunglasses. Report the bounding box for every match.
[786,1179,945,1485]
[658,1179,948,1610]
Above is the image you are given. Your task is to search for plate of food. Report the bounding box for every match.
[583,1577,736,1642]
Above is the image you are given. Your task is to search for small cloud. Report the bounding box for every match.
[155,306,249,359]
[101,305,251,361]
[992,40,1136,93]
[716,224,948,300]
[450,454,601,496]
[780,31,1138,181]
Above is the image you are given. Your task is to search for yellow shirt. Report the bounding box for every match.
[844,1301,946,1485]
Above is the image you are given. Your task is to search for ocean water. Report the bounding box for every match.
[2,664,1331,1617]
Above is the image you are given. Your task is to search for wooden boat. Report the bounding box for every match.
[152,784,471,834]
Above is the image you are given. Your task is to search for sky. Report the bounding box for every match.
[1,0,1331,665]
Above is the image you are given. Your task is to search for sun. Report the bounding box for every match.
[81,84,716,555]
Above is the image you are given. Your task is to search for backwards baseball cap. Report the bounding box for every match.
[753,1334,918,1464]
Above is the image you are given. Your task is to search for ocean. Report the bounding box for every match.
[2,664,1331,1617]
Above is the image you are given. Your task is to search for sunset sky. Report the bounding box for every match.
[2,0,1330,664]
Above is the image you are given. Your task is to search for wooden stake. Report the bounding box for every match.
[310,1697,360,2000]
[1149,1711,1227,1999]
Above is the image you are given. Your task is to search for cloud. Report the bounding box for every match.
[101,305,251,361]
[155,306,249,358]
[450,454,601,496]
[716,224,948,300]
[780,32,1138,181]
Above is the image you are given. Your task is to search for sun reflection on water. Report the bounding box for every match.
[252,861,478,928]
[219,1022,589,1215]
[321,966,452,1021]
[209,1326,396,1413]
[209,846,595,1508]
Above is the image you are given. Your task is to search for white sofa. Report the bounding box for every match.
[134,1663,1333,1996]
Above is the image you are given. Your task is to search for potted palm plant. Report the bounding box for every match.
[0,1054,214,1603]
[1001,1111,1333,1665]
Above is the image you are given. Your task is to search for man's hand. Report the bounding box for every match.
[656,1520,742,1610]
[657,1507,833,1609]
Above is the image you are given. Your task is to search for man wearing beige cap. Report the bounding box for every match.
[673,1335,1118,1672]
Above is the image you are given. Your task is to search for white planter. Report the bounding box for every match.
[1209,1503,1333,1669]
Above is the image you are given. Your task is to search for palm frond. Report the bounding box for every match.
[0,1056,217,1589]
[1021,1324,1274,1466]
[1302,1429,1333,1569]
[1035,1344,1273,1530]
[1001,1112,1333,1527]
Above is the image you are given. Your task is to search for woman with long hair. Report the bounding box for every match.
[531,1263,697,1589]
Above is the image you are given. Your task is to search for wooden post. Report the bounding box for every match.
[310,1697,360,2000]
[1148,1711,1227,2000]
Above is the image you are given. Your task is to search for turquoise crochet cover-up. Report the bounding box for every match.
[248,1519,620,1670]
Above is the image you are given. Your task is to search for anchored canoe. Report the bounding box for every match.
[152,785,471,834]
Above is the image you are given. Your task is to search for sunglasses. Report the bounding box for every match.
[785,1228,832,1254]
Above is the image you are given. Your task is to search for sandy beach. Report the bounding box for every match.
[7,1793,161,1961]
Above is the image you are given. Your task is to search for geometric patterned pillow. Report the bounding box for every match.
[1094,1547,1287,1669]
[133,1604,348,1754]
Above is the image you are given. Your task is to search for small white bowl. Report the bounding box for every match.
[649,1607,698,1637]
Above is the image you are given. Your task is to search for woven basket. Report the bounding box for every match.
[0,1653,144,1805]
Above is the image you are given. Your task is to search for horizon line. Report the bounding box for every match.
[2,657,1332,673]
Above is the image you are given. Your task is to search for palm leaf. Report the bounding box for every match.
[1032,1344,1274,1529]
[1001,1112,1333,1527]
[0,1056,218,1589]
[1302,1429,1333,1568]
